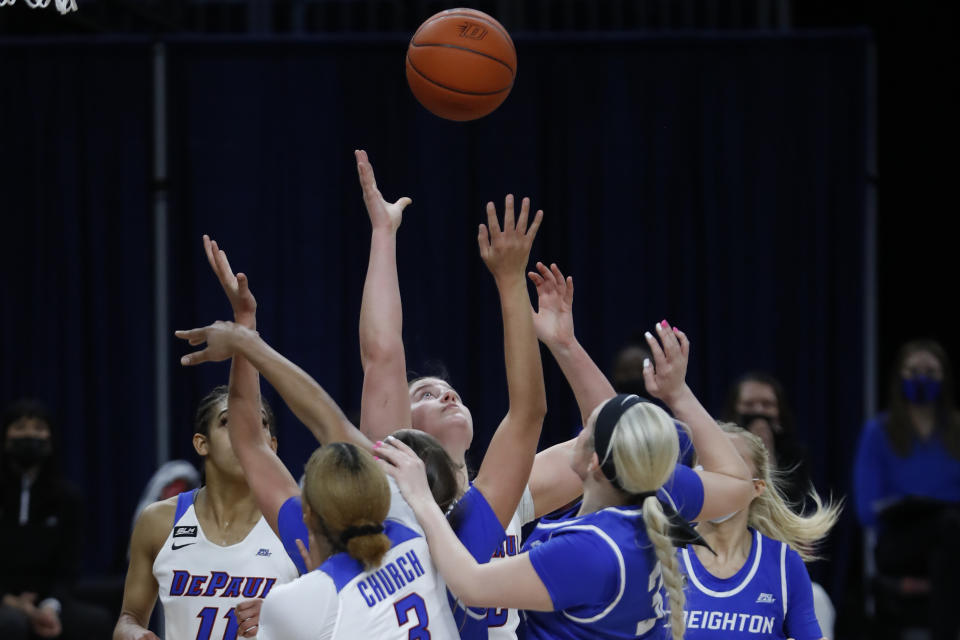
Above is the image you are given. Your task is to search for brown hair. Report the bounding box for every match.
[193,385,277,438]
[303,442,391,570]
[885,340,960,459]
[391,428,462,513]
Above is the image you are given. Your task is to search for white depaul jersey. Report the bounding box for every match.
[258,479,460,640]
[153,489,299,640]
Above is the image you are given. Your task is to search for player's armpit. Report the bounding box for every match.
[529,438,583,519]
[113,500,172,640]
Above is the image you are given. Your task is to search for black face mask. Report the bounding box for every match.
[6,437,52,468]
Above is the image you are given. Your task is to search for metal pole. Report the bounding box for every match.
[864,41,878,422]
[153,42,170,467]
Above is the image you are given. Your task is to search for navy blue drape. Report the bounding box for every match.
[2,32,868,592]
[0,41,154,573]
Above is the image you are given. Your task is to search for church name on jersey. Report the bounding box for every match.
[683,610,776,634]
[169,570,277,599]
[357,550,426,608]
[490,534,519,559]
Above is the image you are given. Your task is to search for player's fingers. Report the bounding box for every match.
[549,263,565,291]
[485,201,502,237]
[477,224,491,257]
[644,328,667,371]
[394,196,413,212]
[641,357,657,392]
[236,272,250,294]
[675,328,690,359]
[295,538,311,568]
[516,197,530,234]
[526,209,544,241]
[656,320,680,360]
[202,235,218,273]
[565,276,575,305]
[535,261,554,286]
[502,193,516,232]
[383,435,422,462]
[180,348,212,366]
[527,271,545,287]
[174,328,206,343]
[216,248,236,281]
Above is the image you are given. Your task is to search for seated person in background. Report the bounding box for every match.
[854,339,960,640]
[722,372,813,510]
[0,399,112,640]
[610,331,655,400]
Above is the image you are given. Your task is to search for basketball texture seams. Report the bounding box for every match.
[405,8,517,121]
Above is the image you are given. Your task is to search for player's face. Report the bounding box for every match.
[735,381,779,421]
[195,398,277,478]
[901,349,943,381]
[729,433,765,501]
[409,378,473,457]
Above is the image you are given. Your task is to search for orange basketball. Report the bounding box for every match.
[406,8,517,122]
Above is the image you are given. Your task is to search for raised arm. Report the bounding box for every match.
[528,262,616,425]
[355,150,414,440]
[641,322,753,520]
[525,262,610,517]
[199,236,299,534]
[177,322,370,452]
[471,195,548,528]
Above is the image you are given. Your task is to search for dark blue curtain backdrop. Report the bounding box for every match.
[0,41,154,574]
[2,32,869,598]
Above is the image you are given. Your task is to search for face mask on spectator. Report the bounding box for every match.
[901,375,942,405]
[6,436,52,468]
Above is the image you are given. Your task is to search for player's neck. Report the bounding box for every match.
[197,475,260,530]
[576,479,626,516]
[695,520,753,575]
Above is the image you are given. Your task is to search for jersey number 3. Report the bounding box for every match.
[394,593,431,639]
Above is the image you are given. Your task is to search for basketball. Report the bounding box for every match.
[405,8,517,122]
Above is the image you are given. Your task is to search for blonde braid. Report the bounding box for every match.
[642,496,685,640]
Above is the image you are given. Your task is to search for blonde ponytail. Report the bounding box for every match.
[720,423,841,561]
[303,442,392,570]
[598,401,686,639]
[642,496,686,640]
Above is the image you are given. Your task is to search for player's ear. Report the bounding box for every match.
[586,451,601,474]
[268,436,278,453]
[193,433,209,457]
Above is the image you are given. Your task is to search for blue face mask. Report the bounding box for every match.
[901,376,942,404]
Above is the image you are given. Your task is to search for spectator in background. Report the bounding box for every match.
[0,399,112,639]
[610,331,654,400]
[854,339,960,640]
[722,372,813,510]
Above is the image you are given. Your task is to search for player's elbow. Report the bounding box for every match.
[359,331,404,367]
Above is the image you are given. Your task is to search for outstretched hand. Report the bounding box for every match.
[478,194,543,282]
[175,320,253,366]
[374,436,435,510]
[641,320,691,405]
[203,235,256,329]
[528,261,575,348]
[356,149,411,233]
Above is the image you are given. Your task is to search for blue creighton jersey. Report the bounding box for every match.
[680,529,822,640]
[522,465,704,640]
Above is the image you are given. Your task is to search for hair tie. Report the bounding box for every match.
[339,523,384,545]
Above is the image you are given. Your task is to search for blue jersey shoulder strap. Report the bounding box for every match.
[174,488,199,526]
